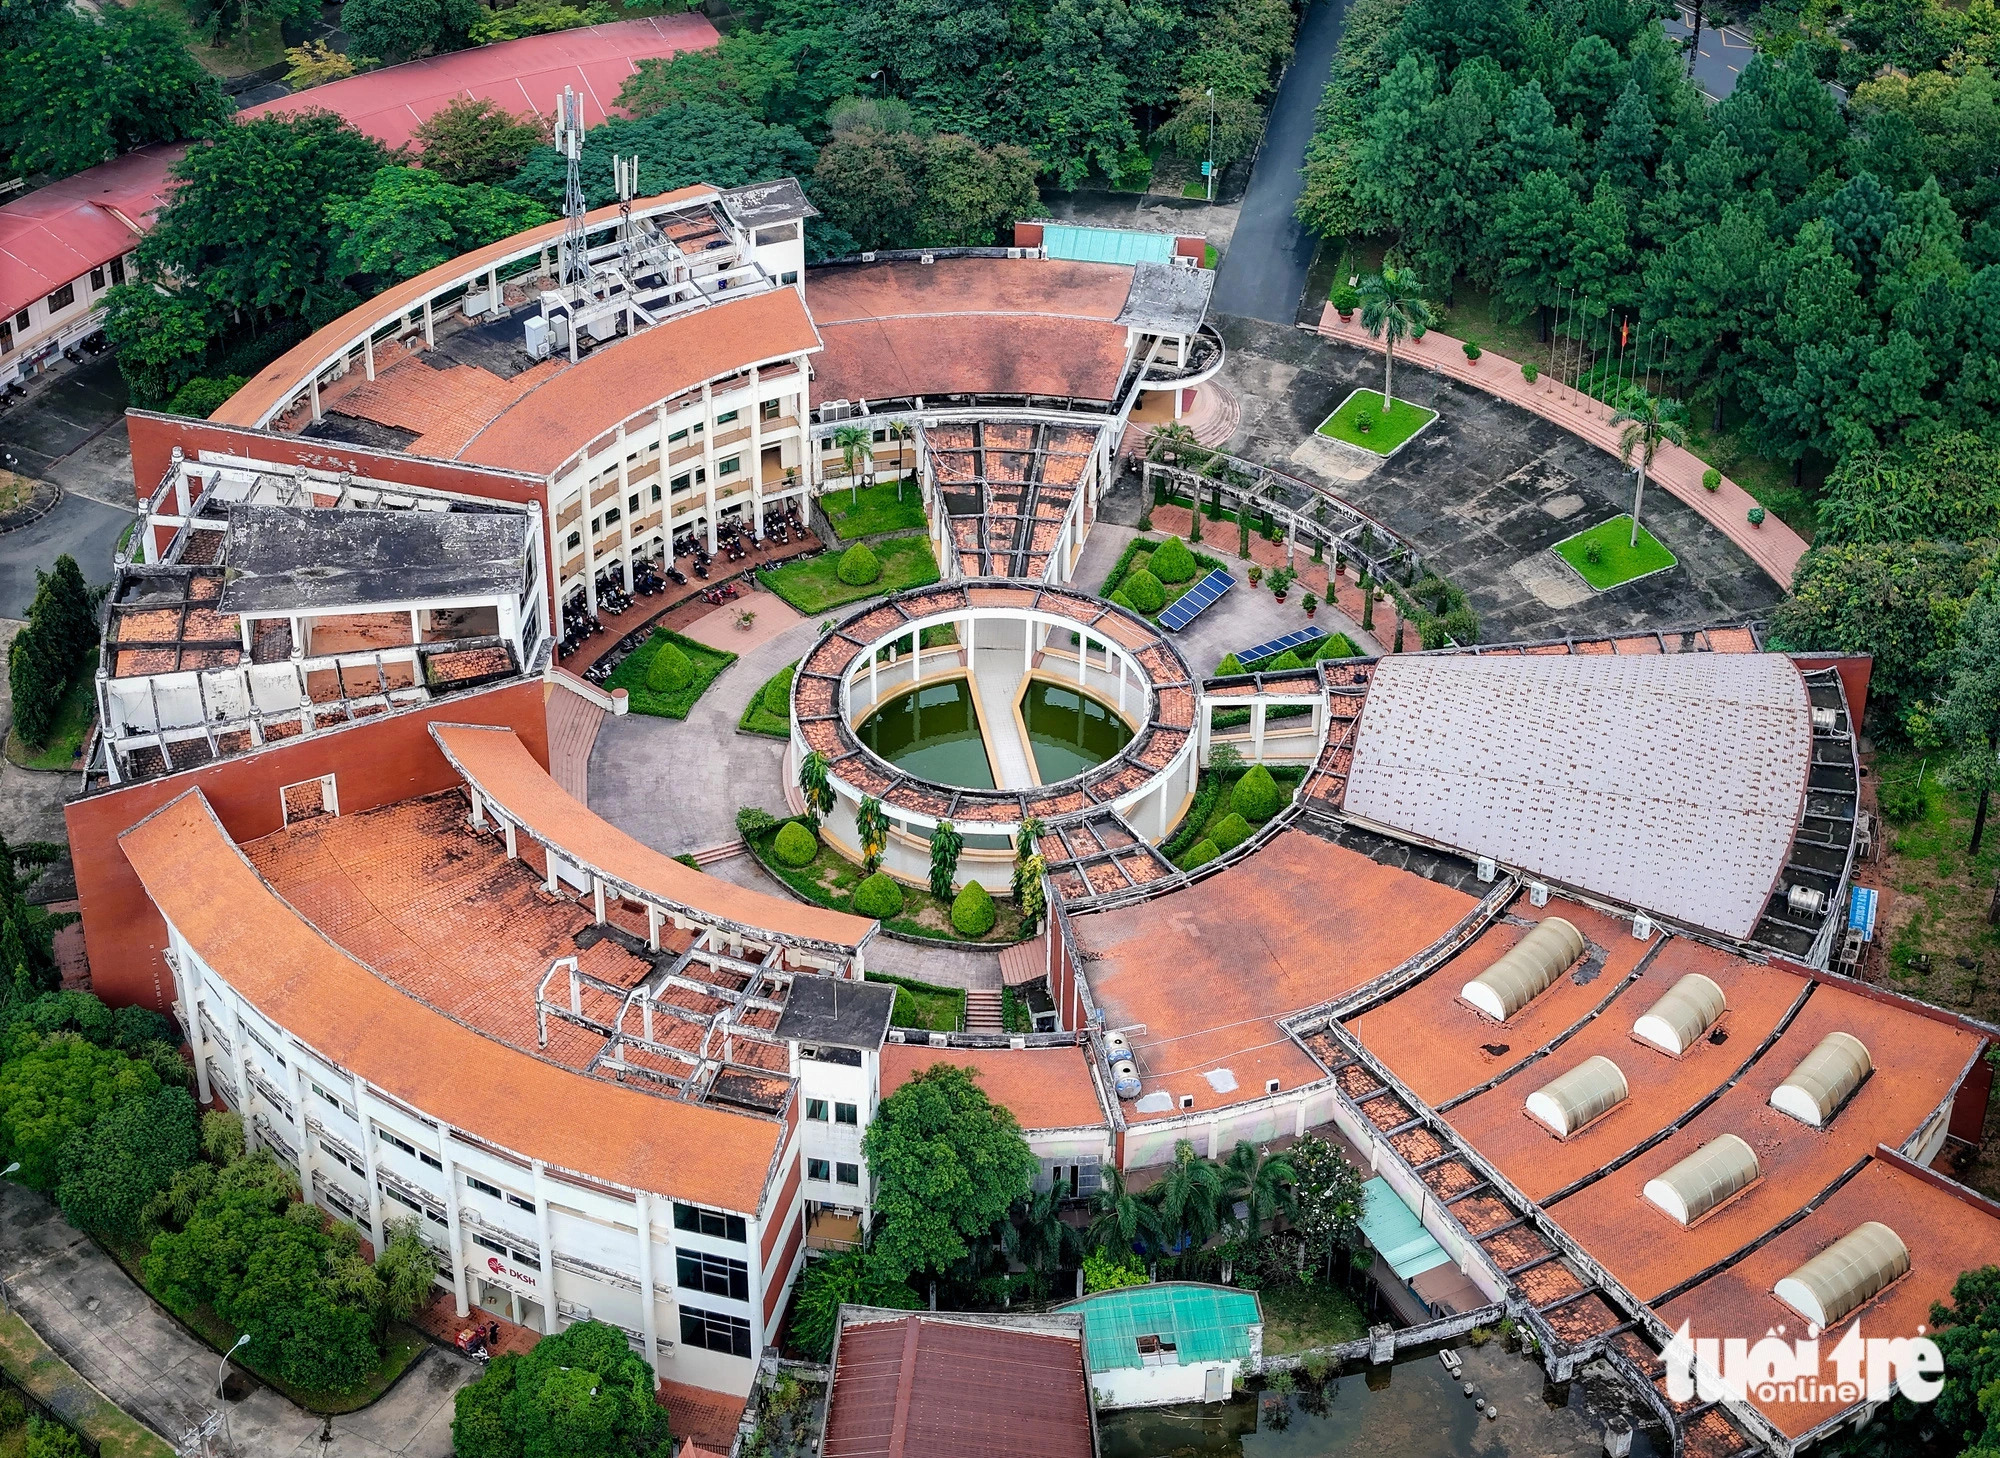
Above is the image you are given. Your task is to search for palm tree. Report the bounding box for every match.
[1009,1187,1082,1293]
[1611,394,1689,548]
[1088,1167,1160,1256]
[798,749,834,827]
[855,795,889,872]
[832,424,873,505]
[1147,422,1207,470]
[1220,1142,1296,1238]
[1358,266,1436,416]
[886,420,914,500]
[1152,1139,1225,1255]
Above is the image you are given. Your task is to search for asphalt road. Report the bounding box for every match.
[1208,0,1349,325]
[0,355,137,614]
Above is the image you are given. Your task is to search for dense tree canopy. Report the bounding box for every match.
[411,97,550,185]
[508,103,817,210]
[0,1033,163,1190]
[451,1319,672,1458]
[861,1062,1037,1280]
[329,168,552,291]
[811,126,1038,254]
[339,0,481,65]
[56,1084,198,1240]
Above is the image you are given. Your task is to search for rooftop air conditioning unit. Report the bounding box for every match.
[1633,914,1654,941]
[1528,882,1550,907]
[463,293,490,319]
[1476,857,1497,883]
[1788,885,1827,917]
[524,317,551,360]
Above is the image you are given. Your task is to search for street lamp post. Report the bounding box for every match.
[1205,87,1216,202]
[218,1333,250,1452]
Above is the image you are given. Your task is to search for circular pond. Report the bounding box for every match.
[854,677,1135,790]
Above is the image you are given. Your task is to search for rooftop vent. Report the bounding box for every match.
[1632,973,1727,1057]
[1461,917,1585,1022]
[1643,1133,1760,1226]
[1771,1031,1872,1127]
[1773,1221,1909,1329]
[1525,1055,1628,1138]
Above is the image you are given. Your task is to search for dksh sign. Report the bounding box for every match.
[487,1255,538,1289]
[1664,1320,1944,1407]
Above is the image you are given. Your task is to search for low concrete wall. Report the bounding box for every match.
[1257,1302,1505,1374]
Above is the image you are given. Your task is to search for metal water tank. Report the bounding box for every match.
[1112,1060,1142,1100]
[1105,1030,1131,1058]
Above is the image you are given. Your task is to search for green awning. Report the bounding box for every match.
[1056,1283,1261,1372]
[1360,1177,1453,1280]
[1040,224,1176,266]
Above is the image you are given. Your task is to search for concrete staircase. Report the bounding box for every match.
[964,988,1005,1033]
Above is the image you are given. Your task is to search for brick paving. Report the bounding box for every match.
[1315,307,1807,587]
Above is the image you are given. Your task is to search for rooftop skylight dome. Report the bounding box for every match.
[1525,1055,1629,1138]
[1773,1221,1910,1329]
[1461,917,1585,1022]
[1770,1031,1873,1127]
[1642,1133,1760,1226]
[1632,973,1727,1056]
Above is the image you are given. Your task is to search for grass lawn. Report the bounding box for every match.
[866,972,966,1031]
[758,533,940,615]
[746,826,1027,944]
[738,660,797,738]
[5,649,97,771]
[0,1308,173,1457]
[1098,537,1228,623]
[603,630,736,718]
[1316,389,1437,456]
[1257,1282,1369,1354]
[1877,749,2000,1011]
[1552,516,1677,590]
[819,480,926,540]
[135,0,286,76]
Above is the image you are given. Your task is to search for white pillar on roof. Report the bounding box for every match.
[529,1160,556,1334]
[439,1125,470,1317]
[634,1191,660,1375]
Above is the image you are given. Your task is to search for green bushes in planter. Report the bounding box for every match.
[645,640,694,693]
[1122,568,1166,615]
[1329,283,1360,315]
[1182,838,1220,870]
[950,880,997,936]
[1701,466,1721,492]
[836,543,882,585]
[852,872,905,918]
[1747,505,1766,525]
[1209,812,1253,851]
[773,821,818,867]
[1265,649,1304,671]
[1149,535,1198,584]
[1462,341,1481,360]
[1216,652,1246,675]
[1231,763,1282,822]
[1521,362,1538,383]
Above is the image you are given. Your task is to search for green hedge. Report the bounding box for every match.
[1149,535,1198,584]
[1232,764,1282,822]
[1122,568,1166,614]
[738,661,798,738]
[1182,838,1220,870]
[837,542,882,586]
[1209,812,1252,851]
[645,640,694,693]
[604,630,735,718]
[774,821,818,866]
[865,972,964,1031]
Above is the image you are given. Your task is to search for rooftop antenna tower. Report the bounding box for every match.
[615,154,640,272]
[554,87,590,299]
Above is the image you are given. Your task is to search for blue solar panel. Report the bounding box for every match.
[1157,568,1234,632]
[1237,626,1326,667]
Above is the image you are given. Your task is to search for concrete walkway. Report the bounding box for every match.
[0,1182,474,1457]
[967,645,1035,790]
[1314,308,1807,588]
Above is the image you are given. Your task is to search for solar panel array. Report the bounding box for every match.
[1156,568,1234,632]
[1236,625,1326,668]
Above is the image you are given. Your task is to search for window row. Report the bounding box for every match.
[676,1247,749,1301]
[804,1100,859,1125]
[679,1305,753,1358]
[806,1159,860,1186]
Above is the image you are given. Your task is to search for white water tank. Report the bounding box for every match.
[1112,1060,1141,1100]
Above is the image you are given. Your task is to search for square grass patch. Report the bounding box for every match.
[6,647,97,770]
[1551,515,1678,591]
[820,479,927,539]
[604,629,736,718]
[758,533,940,614]
[1316,388,1438,457]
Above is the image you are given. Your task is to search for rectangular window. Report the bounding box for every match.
[628,494,639,513]
[506,1193,536,1213]
[760,399,780,421]
[715,409,739,425]
[718,457,740,476]
[425,1207,447,1226]
[12,310,28,333]
[836,1162,860,1186]
[834,1102,858,1126]
[1,320,11,354]
[379,1130,416,1158]
[46,284,74,312]
[805,1099,828,1122]
[472,1235,507,1256]
[90,267,105,291]
[671,474,692,494]
[668,428,689,443]
[650,484,661,503]
[672,1203,747,1243]
[110,257,125,285]
[602,506,620,526]
[675,1248,749,1301]
[466,1176,502,1199]
[680,1306,753,1358]
[590,517,600,534]
[510,1248,540,1271]
[385,1186,421,1212]
[872,428,886,443]
[807,1158,830,1181]
[780,270,799,286]
[420,1152,443,1171]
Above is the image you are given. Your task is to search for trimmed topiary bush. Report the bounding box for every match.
[1231,763,1281,822]
[852,871,905,918]
[1182,838,1220,870]
[1121,568,1166,615]
[773,820,818,867]
[645,639,694,693]
[1312,632,1359,661]
[1521,362,1538,383]
[1210,812,1253,851]
[1108,588,1135,611]
[1330,283,1360,315]
[1266,649,1305,671]
[1215,652,1246,676]
[836,542,882,586]
[1149,535,1198,584]
[951,880,997,936]
[761,664,795,717]
[1701,466,1721,492]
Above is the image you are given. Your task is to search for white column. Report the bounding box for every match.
[748,366,764,540]
[634,1191,661,1375]
[530,1161,556,1334]
[350,1074,385,1250]
[285,1055,315,1210]
[224,997,251,1133]
[593,877,606,925]
[583,468,600,616]
[422,298,434,347]
[364,333,375,382]
[1252,702,1267,761]
[647,904,662,952]
[700,383,719,553]
[617,429,634,590]
[440,1126,470,1317]
[911,628,922,683]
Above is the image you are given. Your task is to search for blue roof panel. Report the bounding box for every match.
[1041,224,1176,266]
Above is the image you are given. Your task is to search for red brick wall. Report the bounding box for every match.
[762,1206,803,1330]
[67,679,551,1012]
[1012,222,1045,249]
[1174,236,1205,260]
[1953,1052,1994,1145]
[1791,654,1874,728]
[759,1152,801,1264]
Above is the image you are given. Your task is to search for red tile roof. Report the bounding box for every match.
[814,316,1129,406]
[431,722,873,948]
[119,791,783,1212]
[239,15,719,151]
[0,147,176,320]
[879,1044,1105,1132]
[824,1314,1093,1458]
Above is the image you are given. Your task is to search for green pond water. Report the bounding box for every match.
[855,676,1133,789]
[856,678,996,789]
[1021,680,1133,782]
